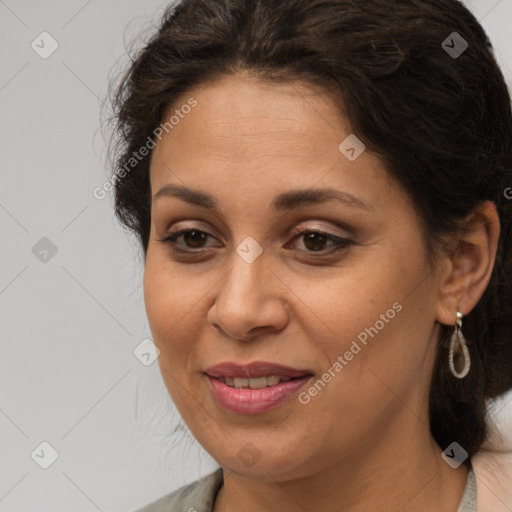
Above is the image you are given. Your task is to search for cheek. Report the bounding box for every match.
[143,250,207,358]
[143,252,214,414]
[302,259,402,343]
[304,240,432,383]
[302,283,402,393]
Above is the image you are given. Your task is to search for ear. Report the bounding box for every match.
[435,200,500,326]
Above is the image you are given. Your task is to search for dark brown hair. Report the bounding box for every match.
[109,0,512,458]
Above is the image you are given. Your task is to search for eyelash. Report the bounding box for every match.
[157,226,352,258]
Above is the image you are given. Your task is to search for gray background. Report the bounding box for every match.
[1,0,511,510]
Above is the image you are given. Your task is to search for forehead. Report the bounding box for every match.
[149,72,372,186]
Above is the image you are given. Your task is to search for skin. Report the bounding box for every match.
[143,71,500,512]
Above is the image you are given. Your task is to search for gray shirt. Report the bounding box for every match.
[135,466,477,512]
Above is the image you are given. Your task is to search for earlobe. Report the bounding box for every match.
[434,200,500,326]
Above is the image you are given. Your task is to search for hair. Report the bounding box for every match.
[109,0,512,459]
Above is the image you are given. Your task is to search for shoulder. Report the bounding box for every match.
[134,468,223,512]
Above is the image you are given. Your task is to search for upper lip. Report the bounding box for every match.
[205,361,313,379]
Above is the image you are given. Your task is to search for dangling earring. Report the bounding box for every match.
[448,311,471,379]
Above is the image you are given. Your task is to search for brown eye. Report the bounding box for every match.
[286,229,352,255]
[158,227,351,260]
[302,232,330,251]
[182,230,209,248]
[158,229,216,251]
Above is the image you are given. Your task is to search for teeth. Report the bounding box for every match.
[266,376,281,386]
[233,377,249,388]
[222,376,294,389]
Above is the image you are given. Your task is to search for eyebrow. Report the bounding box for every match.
[152,184,373,212]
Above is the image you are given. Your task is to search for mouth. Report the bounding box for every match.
[204,360,313,379]
[204,361,314,414]
[213,375,296,389]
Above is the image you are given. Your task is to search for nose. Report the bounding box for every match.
[207,253,289,342]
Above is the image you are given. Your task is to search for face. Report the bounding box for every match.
[144,72,443,480]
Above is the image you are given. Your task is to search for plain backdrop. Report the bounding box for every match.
[1,0,511,510]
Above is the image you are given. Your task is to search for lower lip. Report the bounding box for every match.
[206,375,313,414]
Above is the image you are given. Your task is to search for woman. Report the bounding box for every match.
[109,0,512,510]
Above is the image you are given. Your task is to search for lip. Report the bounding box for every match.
[206,374,313,414]
[205,361,312,379]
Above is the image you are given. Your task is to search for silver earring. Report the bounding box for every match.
[448,311,471,379]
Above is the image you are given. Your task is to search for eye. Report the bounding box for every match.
[157,228,218,253]
[157,226,352,257]
[285,228,352,254]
